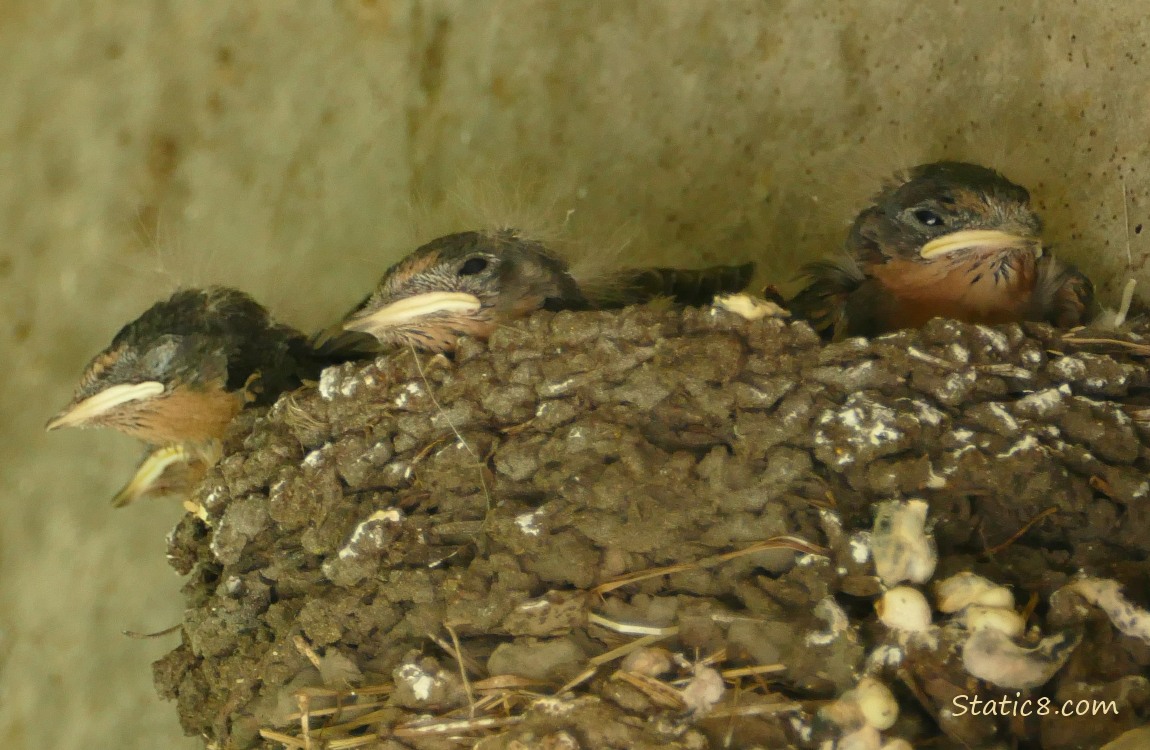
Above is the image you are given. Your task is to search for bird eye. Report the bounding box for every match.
[458,257,489,276]
[913,209,945,227]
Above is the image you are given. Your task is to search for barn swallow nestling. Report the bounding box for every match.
[788,161,1095,339]
[47,286,322,504]
[326,228,755,354]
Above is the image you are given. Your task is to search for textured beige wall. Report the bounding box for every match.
[3,1,1149,747]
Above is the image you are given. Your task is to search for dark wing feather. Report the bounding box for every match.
[590,262,755,308]
[787,258,866,339]
[1030,256,1096,328]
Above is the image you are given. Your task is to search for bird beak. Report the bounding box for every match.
[45,381,166,431]
[111,443,192,508]
[919,229,1043,260]
[342,292,483,338]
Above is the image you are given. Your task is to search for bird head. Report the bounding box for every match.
[46,287,297,444]
[848,161,1043,268]
[342,229,586,353]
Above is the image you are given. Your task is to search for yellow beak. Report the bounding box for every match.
[111,444,193,508]
[45,381,165,431]
[919,229,1043,260]
[342,292,482,340]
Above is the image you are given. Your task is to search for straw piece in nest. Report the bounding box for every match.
[591,535,827,596]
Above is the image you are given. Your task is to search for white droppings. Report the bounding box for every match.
[912,400,945,426]
[318,367,342,401]
[535,697,577,716]
[339,377,358,398]
[997,434,1040,458]
[948,343,971,363]
[515,510,543,536]
[338,509,403,560]
[788,715,814,743]
[866,644,905,669]
[209,529,226,563]
[819,508,844,541]
[849,532,872,564]
[871,499,937,586]
[806,597,851,646]
[869,423,900,451]
[951,429,974,443]
[841,360,877,382]
[680,665,726,714]
[542,377,577,396]
[925,464,948,488]
[394,382,422,408]
[1068,577,1150,644]
[963,628,1078,689]
[949,444,979,464]
[1050,355,1087,380]
[839,408,862,429]
[743,385,784,404]
[1022,348,1043,365]
[203,488,223,509]
[816,397,907,466]
[395,663,437,702]
[1016,387,1067,415]
[303,445,330,468]
[986,403,1019,431]
[939,371,977,400]
[974,325,1010,353]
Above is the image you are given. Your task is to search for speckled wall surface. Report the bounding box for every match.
[2,2,1148,746]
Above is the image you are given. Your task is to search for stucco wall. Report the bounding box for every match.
[2,2,1148,746]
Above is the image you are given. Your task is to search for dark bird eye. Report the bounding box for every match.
[458,257,489,276]
[913,209,945,227]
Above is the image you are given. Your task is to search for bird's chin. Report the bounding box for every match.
[372,317,496,354]
[918,229,1043,261]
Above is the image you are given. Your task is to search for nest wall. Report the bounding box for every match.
[162,306,1150,748]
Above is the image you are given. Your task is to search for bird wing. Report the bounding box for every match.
[1030,255,1096,327]
[787,257,867,338]
[586,262,756,309]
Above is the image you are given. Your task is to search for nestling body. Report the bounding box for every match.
[789,162,1094,338]
[331,228,755,354]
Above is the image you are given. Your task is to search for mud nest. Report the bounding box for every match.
[156,305,1150,749]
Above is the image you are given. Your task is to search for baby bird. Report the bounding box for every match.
[47,286,322,504]
[789,161,1094,338]
[330,228,755,354]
